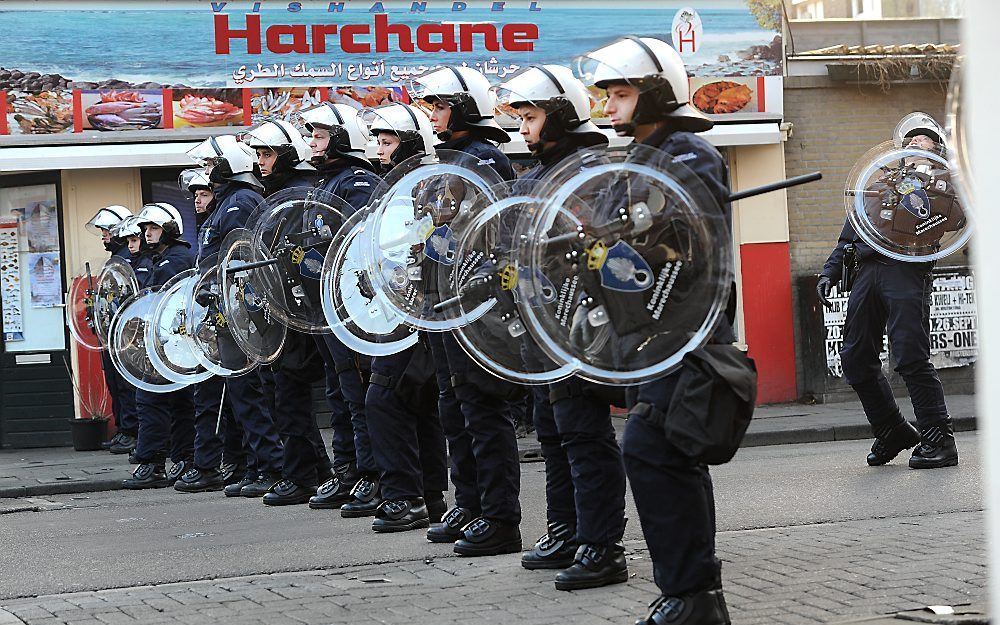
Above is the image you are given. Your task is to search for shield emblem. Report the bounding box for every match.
[297,248,325,280]
[598,241,655,292]
[513,267,557,307]
[899,188,931,219]
[424,225,457,266]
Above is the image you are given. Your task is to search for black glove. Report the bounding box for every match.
[816,276,833,310]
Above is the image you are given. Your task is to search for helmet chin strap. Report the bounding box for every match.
[437,129,454,142]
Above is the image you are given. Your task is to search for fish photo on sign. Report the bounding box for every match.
[171,89,244,128]
[80,89,164,131]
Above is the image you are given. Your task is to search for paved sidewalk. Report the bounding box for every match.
[0,509,985,625]
[0,394,976,498]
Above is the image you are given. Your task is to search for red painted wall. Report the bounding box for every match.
[740,242,797,404]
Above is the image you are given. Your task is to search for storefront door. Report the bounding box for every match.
[0,173,74,448]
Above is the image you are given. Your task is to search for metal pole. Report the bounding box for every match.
[966,0,997,613]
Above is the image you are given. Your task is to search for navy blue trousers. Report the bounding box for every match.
[367,345,448,501]
[133,387,195,464]
[623,374,721,596]
[840,262,949,430]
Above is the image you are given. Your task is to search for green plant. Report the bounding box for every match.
[746,0,783,32]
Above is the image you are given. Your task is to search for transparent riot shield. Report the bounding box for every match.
[67,261,106,351]
[218,228,287,364]
[320,207,419,356]
[250,188,352,334]
[361,150,503,332]
[845,141,971,262]
[185,254,259,377]
[445,182,576,384]
[516,145,734,385]
[145,269,215,385]
[108,289,188,393]
[93,257,139,350]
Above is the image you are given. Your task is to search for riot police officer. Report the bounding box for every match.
[409,66,525,554]
[241,120,342,505]
[818,114,960,470]
[298,102,385,512]
[357,102,449,531]
[85,205,140,455]
[579,37,735,624]
[186,135,285,499]
[122,203,197,489]
[495,64,627,589]
[173,169,246,493]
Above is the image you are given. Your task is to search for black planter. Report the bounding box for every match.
[69,418,108,451]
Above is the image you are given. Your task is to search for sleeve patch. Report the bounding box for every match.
[226,206,241,213]
[159,260,171,267]
[672,152,698,163]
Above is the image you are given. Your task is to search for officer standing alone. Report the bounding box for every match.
[818,114,960,470]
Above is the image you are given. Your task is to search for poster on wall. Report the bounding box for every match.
[27,252,62,308]
[823,269,978,378]
[0,219,24,342]
[0,0,784,137]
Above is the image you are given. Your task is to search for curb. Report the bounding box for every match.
[0,417,978,499]
[518,415,977,461]
[0,478,124,500]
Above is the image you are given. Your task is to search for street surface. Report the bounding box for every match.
[0,433,984,624]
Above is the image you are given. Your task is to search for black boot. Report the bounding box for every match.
[122,463,169,490]
[426,506,474,543]
[554,543,628,590]
[910,421,959,469]
[102,432,123,450]
[174,467,225,493]
[867,420,920,466]
[372,498,430,533]
[225,472,256,497]
[636,587,731,625]
[240,473,280,498]
[424,491,447,523]
[110,434,137,455]
[262,479,316,506]
[340,474,382,518]
[522,521,578,570]
[453,517,522,557]
[309,465,360,510]
[165,460,193,486]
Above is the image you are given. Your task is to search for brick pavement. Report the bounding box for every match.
[0,510,984,625]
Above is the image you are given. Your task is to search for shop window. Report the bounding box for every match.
[140,168,198,248]
[0,175,66,354]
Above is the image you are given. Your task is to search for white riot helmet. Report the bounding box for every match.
[362,102,438,167]
[241,119,315,173]
[136,202,184,242]
[495,64,608,148]
[894,112,946,151]
[85,205,132,237]
[178,168,212,196]
[299,102,373,168]
[410,66,510,144]
[186,135,263,190]
[576,36,712,135]
[111,215,144,240]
